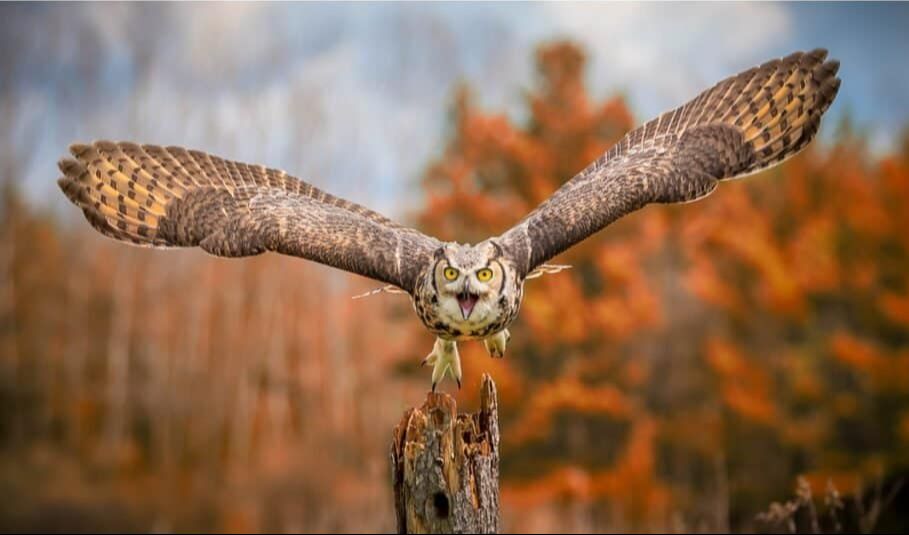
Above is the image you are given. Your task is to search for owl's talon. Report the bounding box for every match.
[483,329,510,359]
[424,337,461,391]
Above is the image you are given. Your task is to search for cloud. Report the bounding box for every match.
[9,2,903,212]
[538,2,793,113]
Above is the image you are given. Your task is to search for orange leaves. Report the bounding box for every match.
[595,241,641,285]
[457,341,525,406]
[706,337,756,380]
[788,214,840,293]
[830,333,881,374]
[879,291,909,328]
[830,333,909,393]
[706,338,778,425]
[683,258,744,316]
[536,42,586,99]
[722,385,779,426]
[590,240,663,336]
[590,291,660,340]
[836,162,892,239]
[717,217,804,316]
[502,467,598,511]
[597,418,671,521]
[521,275,591,348]
[415,40,909,531]
[504,418,670,524]
[463,112,553,179]
[677,185,811,318]
[508,376,633,444]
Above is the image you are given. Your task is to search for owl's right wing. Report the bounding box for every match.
[57,141,442,294]
[496,49,840,278]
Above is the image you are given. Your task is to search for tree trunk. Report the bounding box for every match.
[391,374,500,534]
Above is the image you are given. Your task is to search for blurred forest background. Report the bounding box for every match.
[2,3,909,534]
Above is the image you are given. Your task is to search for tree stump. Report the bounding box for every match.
[391,374,500,534]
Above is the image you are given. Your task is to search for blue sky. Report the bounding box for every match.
[2,2,907,217]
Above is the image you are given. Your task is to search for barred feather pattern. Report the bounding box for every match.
[57,142,441,292]
[57,49,841,313]
[498,49,841,276]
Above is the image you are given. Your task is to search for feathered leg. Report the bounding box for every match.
[483,329,510,359]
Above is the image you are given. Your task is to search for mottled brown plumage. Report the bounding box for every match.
[57,49,841,389]
[58,141,441,292]
[498,48,840,276]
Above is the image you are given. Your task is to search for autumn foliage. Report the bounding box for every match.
[1,42,908,532]
[419,42,909,531]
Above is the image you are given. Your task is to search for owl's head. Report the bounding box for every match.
[429,241,516,332]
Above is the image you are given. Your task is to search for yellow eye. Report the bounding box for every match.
[476,268,493,282]
[443,267,460,281]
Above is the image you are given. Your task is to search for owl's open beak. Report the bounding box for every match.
[457,289,479,320]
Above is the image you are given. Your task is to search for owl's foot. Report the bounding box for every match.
[483,329,510,359]
[421,337,462,391]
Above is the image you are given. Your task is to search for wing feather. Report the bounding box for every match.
[58,142,440,293]
[498,49,840,277]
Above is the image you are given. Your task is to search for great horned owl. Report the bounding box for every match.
[58,49,841,390]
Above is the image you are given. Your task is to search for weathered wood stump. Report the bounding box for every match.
[391,374,500,534]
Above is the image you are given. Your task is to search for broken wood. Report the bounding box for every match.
[391,374,500,534]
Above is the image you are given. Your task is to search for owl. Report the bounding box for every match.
[57,49,840,390]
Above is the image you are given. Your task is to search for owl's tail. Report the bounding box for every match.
[57,141,190,248]
[713,48,841,176]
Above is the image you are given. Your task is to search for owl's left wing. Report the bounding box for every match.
[57,141,441,293]
[497,49,841,278]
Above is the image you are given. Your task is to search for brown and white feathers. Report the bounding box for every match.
[58,49,841,299]
[57,142,442,292]
[498,48,840,277]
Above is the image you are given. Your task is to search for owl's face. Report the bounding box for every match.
[416,240,522,340]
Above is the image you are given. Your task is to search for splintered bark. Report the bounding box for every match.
[391,374,500,534]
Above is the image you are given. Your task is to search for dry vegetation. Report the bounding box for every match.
[1,42,908,532]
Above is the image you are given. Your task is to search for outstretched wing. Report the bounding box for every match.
[497,49,841,278]
[57,141,441,293]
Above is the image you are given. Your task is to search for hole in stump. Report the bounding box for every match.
[433,492,450,519]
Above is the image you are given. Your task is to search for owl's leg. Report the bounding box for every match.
[421,337,462,391]
[483,328,510,359]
